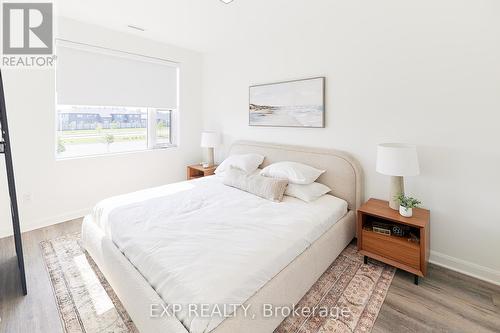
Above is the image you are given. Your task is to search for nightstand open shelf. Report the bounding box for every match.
[187,164,217,180]
[357,198,430,285]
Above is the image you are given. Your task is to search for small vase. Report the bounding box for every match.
[399,205,413,217]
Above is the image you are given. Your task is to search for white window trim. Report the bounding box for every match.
[147,108,176,149]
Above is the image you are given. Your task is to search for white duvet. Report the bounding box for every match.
[91,176,348,333]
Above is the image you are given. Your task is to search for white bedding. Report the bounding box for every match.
[91,176,348,333]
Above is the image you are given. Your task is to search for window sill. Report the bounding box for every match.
[55,144,178,161]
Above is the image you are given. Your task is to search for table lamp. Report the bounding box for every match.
[376,143,420,210]
[201,131,220,167]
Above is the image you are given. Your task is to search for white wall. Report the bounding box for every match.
[0,18,203,237]
[202,2,500,283]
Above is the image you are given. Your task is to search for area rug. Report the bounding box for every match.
[41,233,395,333]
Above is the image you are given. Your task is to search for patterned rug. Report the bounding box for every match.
[40,233,138,333]
[275,245,395,333]
[41,233,395,333]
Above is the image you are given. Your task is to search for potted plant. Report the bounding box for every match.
[395,194,421,217]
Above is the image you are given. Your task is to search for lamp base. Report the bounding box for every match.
[389,176,404,210]
[205,147,215,167]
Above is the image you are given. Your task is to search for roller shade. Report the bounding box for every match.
[56,40,179,109]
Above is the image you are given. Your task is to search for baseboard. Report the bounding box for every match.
[430,250,500,287]
[0,207,91,239]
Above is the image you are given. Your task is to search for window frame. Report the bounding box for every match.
[55,105,178,160]
[148,108,175,149]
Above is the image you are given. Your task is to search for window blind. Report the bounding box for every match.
[56,40,179,109]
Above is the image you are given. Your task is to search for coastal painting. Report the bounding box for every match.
[249,77,325,128]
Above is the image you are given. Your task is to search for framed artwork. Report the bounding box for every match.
[249,77,325,128]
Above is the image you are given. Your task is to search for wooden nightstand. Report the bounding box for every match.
[187,164,217,180]
[357,198,430,285]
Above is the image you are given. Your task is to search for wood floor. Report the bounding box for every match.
[1,219,499,333]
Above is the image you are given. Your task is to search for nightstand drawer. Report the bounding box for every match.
[362,230,420,269]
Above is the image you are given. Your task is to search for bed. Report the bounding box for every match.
[81,141,363,333]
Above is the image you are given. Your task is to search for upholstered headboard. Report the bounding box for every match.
[229,141,363,211]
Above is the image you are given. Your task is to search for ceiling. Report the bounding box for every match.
[55,0,337,53]
[56,1,498,55]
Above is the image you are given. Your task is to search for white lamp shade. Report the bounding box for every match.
[200,131,220,148]
[376,143,420,176]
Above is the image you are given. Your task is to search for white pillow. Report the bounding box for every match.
[285,182,331,202]
[260,161,325,185]
[215,154,265,174]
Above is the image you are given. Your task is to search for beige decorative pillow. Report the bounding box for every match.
[223,168,289,202]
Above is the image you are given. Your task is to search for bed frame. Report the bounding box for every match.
[82,141,363,333]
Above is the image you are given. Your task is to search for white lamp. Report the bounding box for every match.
[376,143,420,210]
[200,131,220,167]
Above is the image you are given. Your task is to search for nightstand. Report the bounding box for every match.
[357,198,430,285]
[187,164,217,180]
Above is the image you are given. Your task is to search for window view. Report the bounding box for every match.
[56,105,172,158]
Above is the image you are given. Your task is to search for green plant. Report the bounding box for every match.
[105,133,115,144]
[395,194,421,209]
[105,133,114,152]
[110,121,120,130]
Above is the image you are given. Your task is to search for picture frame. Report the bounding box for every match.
[249,77,325,128]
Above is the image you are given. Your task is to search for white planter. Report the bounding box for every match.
[399,205,413,217]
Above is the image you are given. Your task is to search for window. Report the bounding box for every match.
[56,106,173,158]
[55,40,179,159]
